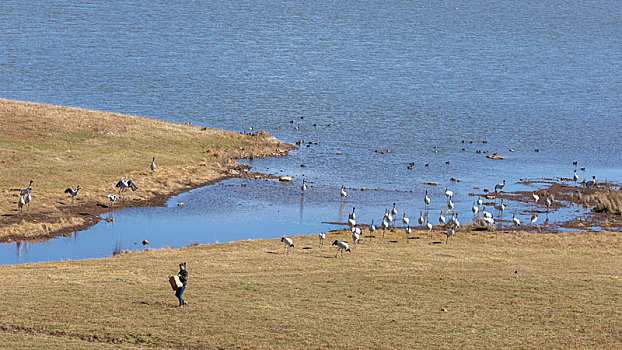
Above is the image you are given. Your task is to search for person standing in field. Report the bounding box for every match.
[176,262,188,308]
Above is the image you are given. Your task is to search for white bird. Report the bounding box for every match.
[472,201,479,216]
[482,206,493,219]
[532,191,539,203]
[64,185,82,205]
[369,220,376,238]
[403,212,410,226]
[24,191,31,210]
[351,227,361,247]
[477,196,483,207]
[150,156,156,172]
[495,180,506,193]
[530,214,538,224]
[319,232,326,248]
[106,194,119,207]
[386,210,394,227]
[447,197,454,211]
[445,226,455,244]
[585,176,597,187]
[444,187,453,201]
[512,214,521,227]
[405,226,412,242]
[18,195,25,212]
[301,179,307,192]
[483,216,495,227]
[439,211,446,225]
[21,180,33,196]
[281,237,294,254]
[573,170,578,182]
[391,203,397,216]
[340,185,347,200]
[381,219,389,237]
[424,190,430,207]
[332,240,351,257]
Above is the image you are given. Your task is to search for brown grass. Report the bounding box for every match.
[589,188,622,215]
[0,99,293,241]
[0,229,619,349]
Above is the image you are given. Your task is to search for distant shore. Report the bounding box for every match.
[0,99,295,242]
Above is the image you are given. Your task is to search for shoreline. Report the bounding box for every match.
[0,99,296,243]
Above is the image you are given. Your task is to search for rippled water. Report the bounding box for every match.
[1,1,621,264]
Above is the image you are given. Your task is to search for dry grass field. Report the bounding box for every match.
[0,228,619,349]
[0,99,292,242]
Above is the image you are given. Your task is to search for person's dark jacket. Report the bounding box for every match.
[178,269,188,286]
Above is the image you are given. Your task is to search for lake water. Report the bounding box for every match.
[1,1,621,264]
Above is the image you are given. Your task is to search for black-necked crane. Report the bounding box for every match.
[585,176,597,188]
[18,195,25,212]
[425,218,433,233]
[340,185,347,200]
[21,180,33,197]
[417,211,424,225]
[573,170,578,182]
[545,196,553,212]
[281,237,294,254]
[301,179,307,192]
[106,194,119,207]
[445,226,455,244]
[512,214,521,227]
[532,191,539,203]
[348,207,356,221]
[447,197,454,211]
[482,206,493,219]
[405,225,412,242]
[24,192,31,210]
[369,219,376,238]
[391,203,397,217]
[381,218,389,237]
[116,177,137,195]
[451,212,460,227]
[332,240,351,257]
[424,190,430,208]
[495,180,506,193]
[64,185,82,205]
[151,157,156,172]
[439,210,446,225]
[530,214,538,225]
[319,232,326,249]
[477,196,483,207]
[351,227,361,247]
[444,187,453,203]
[403,212,410,226]
[472,201,479,217]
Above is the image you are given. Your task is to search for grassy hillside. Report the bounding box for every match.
[0,228,619,349]
[0,99,292,241]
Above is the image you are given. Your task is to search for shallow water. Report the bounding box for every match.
[1,1,621,264]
